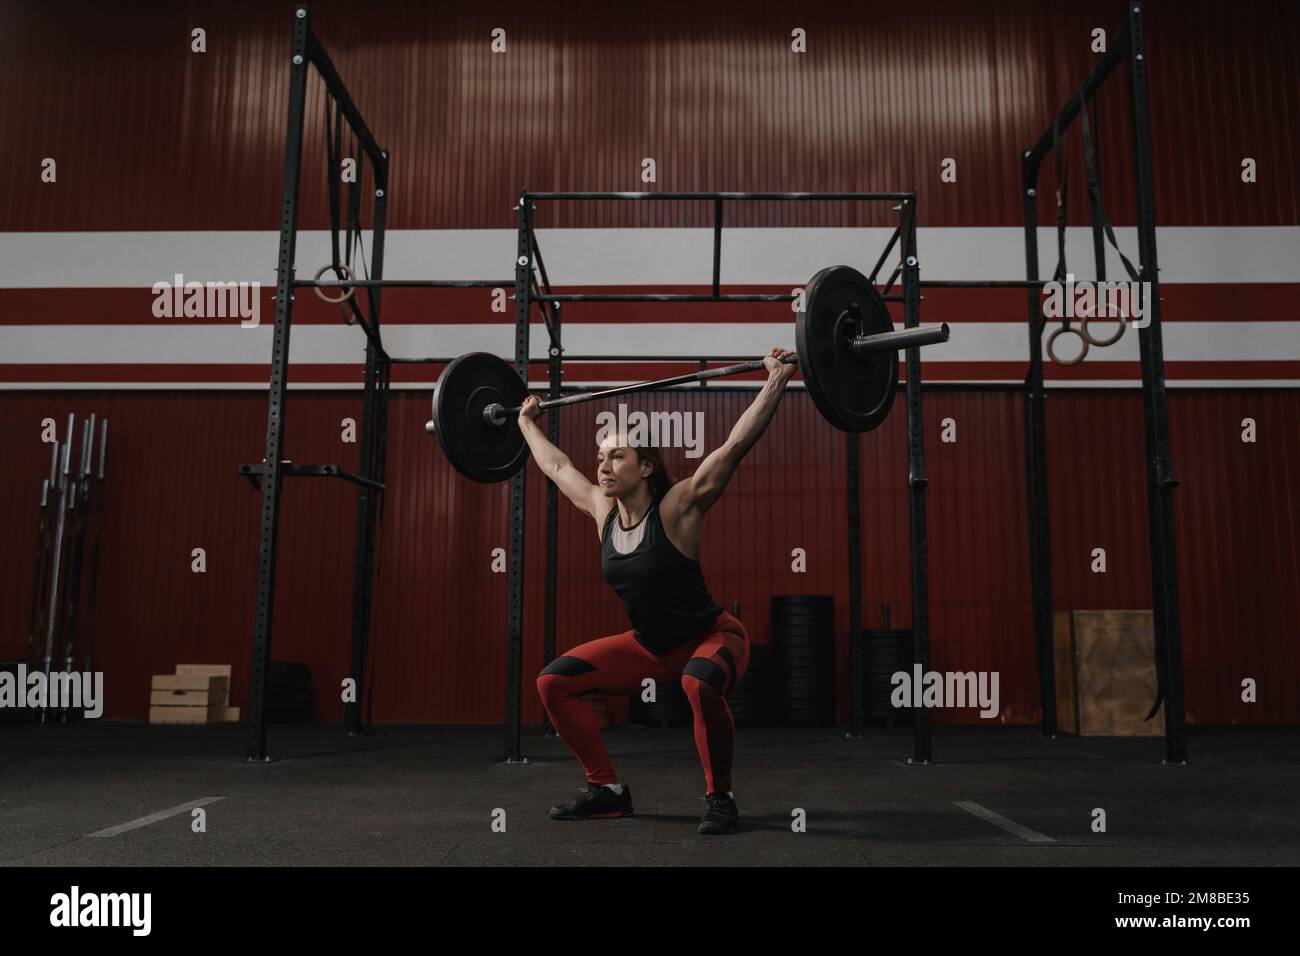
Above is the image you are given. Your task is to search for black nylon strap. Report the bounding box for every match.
[1079,92,1141,283]
[346,140,364,269]
[1052,115,1069,288]
[347,136,377,321]
[325,96,343,277]
[1085,94,1107,282]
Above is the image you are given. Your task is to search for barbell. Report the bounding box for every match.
[425,265,950,483]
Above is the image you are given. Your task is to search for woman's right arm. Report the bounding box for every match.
[518,398,603,518]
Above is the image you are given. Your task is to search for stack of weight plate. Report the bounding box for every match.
[772,596,836,726]
[267,661,312,723]
[726,643,769,726]
[863,628,913,724]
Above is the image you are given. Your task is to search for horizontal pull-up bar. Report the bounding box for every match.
[300,276,1048,296]
[534,292,910,303]
[920,280,1053,288]
[299,273,1060,295]
[522,191,915,202]
[297,279,907,303]
[539,293,796,302]
[296,278,510,289]
[393,354,808,365]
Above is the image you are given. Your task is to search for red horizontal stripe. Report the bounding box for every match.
[4,361,1299,385]
[1,283,1296,325]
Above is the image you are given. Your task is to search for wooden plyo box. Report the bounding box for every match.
[1053,610,1162,736]
[176,664,238,722]
[148,704,227,724]
[176,665,232,705]
[149,674,229,725]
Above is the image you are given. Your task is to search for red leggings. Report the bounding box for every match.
[536,611,749,795]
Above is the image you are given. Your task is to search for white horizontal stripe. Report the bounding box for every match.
[4,321,1298,365]
[1,228,1298,287]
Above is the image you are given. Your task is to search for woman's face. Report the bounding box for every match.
[596,435,651,498]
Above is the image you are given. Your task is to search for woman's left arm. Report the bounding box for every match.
[674,349,796,516]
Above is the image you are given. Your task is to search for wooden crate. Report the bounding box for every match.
[148,674,229,724]
[169,666,238,721]
[176,665,232,705]
[151,674,227,696]
[149,704,226,725]
[150,689,223,706]
[1053,610,1162,736]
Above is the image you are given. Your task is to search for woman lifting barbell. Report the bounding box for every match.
[523,347,797,835]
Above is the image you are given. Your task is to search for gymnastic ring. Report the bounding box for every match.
[313,263,357,305]
[1046,323,1088,366]
[1081,313,1127,348]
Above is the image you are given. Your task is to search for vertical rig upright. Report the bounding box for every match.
[345,152,391,737]
[1020,155,1056,739]
[505,197,532,763]
[1126,1,1186,764]
[247,7,310,763]
[900,195,932,766]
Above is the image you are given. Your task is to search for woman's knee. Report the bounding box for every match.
[535,673,562,705]
[537,655,598,701]
[681,661,727,700]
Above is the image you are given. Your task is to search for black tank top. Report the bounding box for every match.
[601,502,723,655]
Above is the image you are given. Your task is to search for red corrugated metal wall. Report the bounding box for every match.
[2,0,1297,229]
[3,388,1297,724]
[1047,391,1300,726]
[2,1,1296,725]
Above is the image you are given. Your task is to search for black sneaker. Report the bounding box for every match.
[698,792,739,834]
[549,783,634,820]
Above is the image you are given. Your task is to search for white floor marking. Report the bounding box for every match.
[88,797,227,838]
[954,800,1056,844]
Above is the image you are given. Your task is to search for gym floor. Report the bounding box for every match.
[4,722,1296,867]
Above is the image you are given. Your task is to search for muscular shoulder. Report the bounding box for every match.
[659,480,692,525]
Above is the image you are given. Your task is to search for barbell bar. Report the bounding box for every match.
[473,322,947,428]
[426,265,952,483]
